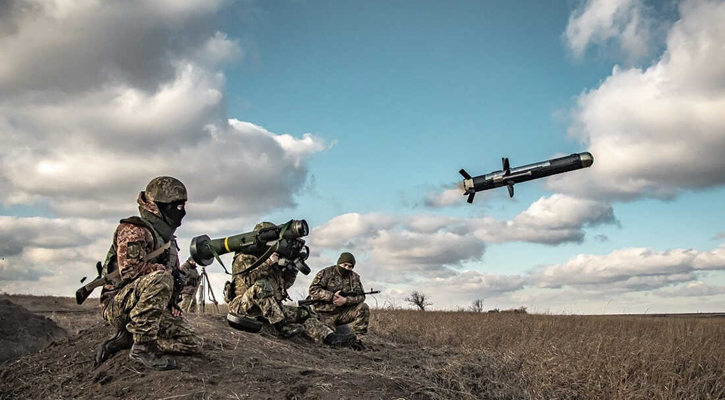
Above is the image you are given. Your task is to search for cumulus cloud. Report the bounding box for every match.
[531,244,725,291]
[654,281,725,297]
[565,0,664,62]
[0,216,113,297]
[423,186,466,208]
[311,194,616,282]
[0,0,328,219]
[419,271,526,299]
[471,194,617,245]
[311,213,399,249]
[553,0,725,200]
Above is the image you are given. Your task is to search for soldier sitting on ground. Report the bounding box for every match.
[307,252,370,346]
[95,176,202,370]
[226,222,357,347]
[178,257,201,313]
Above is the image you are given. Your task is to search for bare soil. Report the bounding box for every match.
[0,296,522,400]
[0,299,68,364]
[5,295,721,399]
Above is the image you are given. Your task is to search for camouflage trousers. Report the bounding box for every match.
[103,270,202,354]
[179,293,197,313]
[316,302,370,335]
[228,282,333,342]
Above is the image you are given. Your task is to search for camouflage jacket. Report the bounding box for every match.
[179,259,200,296]
[308,265,365,313]
[100,192,179,306]
[231,253,297,302]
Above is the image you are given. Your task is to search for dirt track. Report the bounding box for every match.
[0,298,517,400]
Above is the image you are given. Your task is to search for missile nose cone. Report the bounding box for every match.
[579,152,594,168]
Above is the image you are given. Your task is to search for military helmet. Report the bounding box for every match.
[254,221,276,232]
[145,176,187,203]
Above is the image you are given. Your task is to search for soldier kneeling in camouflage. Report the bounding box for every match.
[307,252,370,347]
[96,177,202,370]
[226,222,356,347]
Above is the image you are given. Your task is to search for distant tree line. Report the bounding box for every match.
[400,291,527,314]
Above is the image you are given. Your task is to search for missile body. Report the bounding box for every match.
[460,152,593,203]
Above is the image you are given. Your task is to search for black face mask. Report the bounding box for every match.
[157,200,186,228]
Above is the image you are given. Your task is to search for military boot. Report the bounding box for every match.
[323,332,357,347]
[273,321,304,339]
[95,327,133,367]
[128,342,177,370]
[350,339,366,351]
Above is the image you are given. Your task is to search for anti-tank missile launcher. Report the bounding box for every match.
[190,219,311,275]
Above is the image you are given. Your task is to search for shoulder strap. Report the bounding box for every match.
[144,241,172,262]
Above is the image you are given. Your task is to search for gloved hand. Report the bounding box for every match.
[171,267,186,292]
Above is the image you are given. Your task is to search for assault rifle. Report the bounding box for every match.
[75,241,172,305]
[298,289,380,306]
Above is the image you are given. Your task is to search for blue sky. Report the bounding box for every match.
[230,1,724,274]
[1,0,724,313]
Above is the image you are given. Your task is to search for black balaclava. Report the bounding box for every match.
[157,200,186,228]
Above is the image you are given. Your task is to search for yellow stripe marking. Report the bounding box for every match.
[224,237,231,253]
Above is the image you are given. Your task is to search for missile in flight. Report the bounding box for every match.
[459,152,594,203]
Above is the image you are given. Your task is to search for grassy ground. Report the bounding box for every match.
[371,310,725,399]
[3,294,724,399]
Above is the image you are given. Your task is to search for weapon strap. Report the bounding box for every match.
[206,243,230,275]
[106,240,172,283]
[144,240,172,263]
[236,243,278,276]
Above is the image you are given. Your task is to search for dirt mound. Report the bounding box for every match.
[0,299,68,364]
[0,311,527,400]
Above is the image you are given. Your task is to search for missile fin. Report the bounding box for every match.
[507,183,514,198]
[459,169,472,180]
[502,157,510,173]
[467,193,475,203]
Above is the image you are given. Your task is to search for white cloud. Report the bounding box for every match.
[532,245,725,290]
[472,194,617,244]
[310,213,399,249]
[654,281,725,297]
[423,187,465,208]
[553,0,725,200]
[0,216,113,300]
[311,195,616,282]
[0,0,329,219]
[369,230,485,277]
[565,0,663,62]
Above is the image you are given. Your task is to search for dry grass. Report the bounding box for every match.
[371,310,725,400]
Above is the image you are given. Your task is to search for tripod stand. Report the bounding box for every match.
[197,266,220,314]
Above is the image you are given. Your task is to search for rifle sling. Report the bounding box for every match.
[86,241,173,290]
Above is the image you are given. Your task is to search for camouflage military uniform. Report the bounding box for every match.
[179,258,201,313]
[228,252,333,342]
[100,192,202,353]
[308,265,370,335]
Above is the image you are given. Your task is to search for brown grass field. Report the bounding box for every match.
[1,294,724,399]
[371,310,725,399]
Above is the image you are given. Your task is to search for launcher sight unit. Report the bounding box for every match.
[190,219,312,275]
[459,152,594,203]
